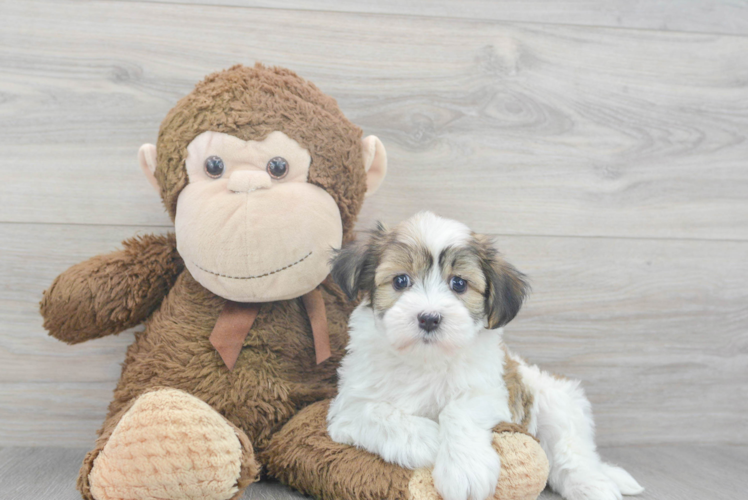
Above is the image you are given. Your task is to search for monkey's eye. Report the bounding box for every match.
[267,156,289,179]
[204,156,225,178]
[450,276,467,294]
[393,274,411,291]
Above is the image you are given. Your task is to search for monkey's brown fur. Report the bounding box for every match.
[40,64,547,500]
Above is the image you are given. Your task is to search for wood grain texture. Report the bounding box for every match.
[1,0,747,239]
[2,222,746,447]
[124,0,748,37]
[2,445,747,500]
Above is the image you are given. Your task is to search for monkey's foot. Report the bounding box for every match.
[87,388,259,500]
[408,428,549,500]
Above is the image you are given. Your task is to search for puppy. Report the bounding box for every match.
[327,212,643,500]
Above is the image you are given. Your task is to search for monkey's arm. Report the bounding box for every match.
[40,233,183,344]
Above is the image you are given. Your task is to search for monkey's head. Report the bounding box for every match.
[138,64,387,302]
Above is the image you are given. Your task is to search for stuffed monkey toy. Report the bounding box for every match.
[40,64,549,500]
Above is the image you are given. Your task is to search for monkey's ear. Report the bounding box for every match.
[362,135,387,197]
[138,144,160,193]
[476,235,530,329]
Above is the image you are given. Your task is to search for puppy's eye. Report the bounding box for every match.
[450,276,467,294]
[267,156,289,179]
[204,156,225,178]
[393,274,411,291]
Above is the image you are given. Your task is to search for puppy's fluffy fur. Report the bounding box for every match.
[327,212,643,500]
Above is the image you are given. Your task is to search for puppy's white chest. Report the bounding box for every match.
[381,342,510,421]
[338,303,512,422]
[386,367,459,419]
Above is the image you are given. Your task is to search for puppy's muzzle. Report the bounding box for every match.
[417,313,441,333]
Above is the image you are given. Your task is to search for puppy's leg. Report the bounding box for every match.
[433,394,505,500]
[327,398,440,469]
[519,365,643,500]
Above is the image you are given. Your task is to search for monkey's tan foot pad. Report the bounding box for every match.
[88,388,255,500]
[408,431,549,500]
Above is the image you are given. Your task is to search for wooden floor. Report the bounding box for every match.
[1,0,747,499]
[1,445,747,500]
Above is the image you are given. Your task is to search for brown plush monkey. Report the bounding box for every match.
[40,64,548,500]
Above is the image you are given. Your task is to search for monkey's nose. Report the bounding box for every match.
[417,313,441,333]
[227,170,272,193]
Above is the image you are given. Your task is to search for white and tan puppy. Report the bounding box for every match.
[327,212,643,500]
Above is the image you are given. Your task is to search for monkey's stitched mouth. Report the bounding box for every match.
[191,251,313,280]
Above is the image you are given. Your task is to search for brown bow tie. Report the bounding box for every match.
[209,288,331,370]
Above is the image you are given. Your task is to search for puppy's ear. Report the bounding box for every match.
[474,235,529,329]
[331,222,388,301]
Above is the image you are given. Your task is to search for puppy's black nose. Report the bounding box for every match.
[417,313,441,333]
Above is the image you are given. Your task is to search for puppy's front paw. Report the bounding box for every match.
[432,443,500,500]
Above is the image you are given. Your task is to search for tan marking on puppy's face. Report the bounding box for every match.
[372,230,434,312]
[438,245,488,321]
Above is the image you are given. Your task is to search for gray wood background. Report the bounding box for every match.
[0,0,746,452]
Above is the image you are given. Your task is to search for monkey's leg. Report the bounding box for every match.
[263,400,548,500]
[79,388,259,500]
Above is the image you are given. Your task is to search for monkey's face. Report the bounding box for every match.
[139,65,387,302]
[174,131,343,302]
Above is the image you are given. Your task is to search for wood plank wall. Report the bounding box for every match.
[0,0,746,447]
